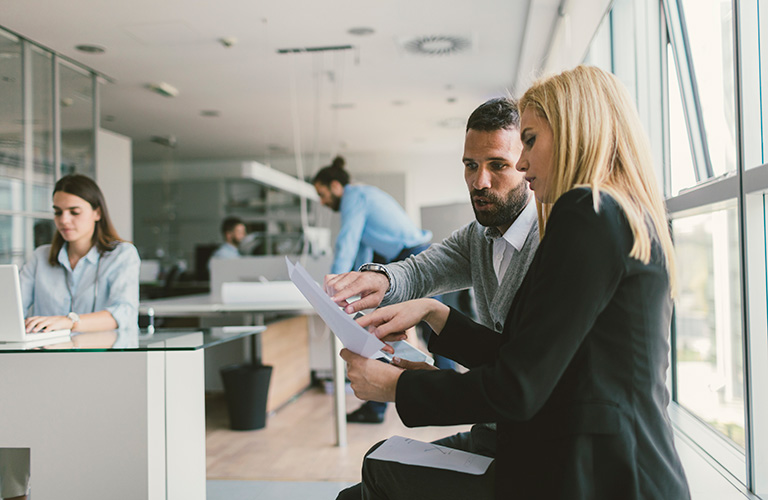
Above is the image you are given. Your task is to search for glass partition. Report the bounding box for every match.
[0,31,24,196]
[31,46,55,215]
[0,214,26,266]
[0,26,99,262]
[59,62,94,178]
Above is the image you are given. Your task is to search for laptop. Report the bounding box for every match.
[0,264,71,343]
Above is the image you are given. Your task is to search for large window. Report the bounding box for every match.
[583,0,768,494]
[667,44,697,195]
[672,204,744,448]
[677,0,737,178]
[661,0,768,494]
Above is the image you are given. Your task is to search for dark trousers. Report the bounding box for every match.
[336,427,496,500]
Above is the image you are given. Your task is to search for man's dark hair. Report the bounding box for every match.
[221,216,244,237]
[312,156,350,187]
[466,97,520,132]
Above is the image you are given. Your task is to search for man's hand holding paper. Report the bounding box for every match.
[286,258,434,363]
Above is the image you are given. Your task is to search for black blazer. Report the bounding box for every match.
[396,188,690,499]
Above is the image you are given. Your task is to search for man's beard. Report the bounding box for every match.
[471,181,529,228]
[329,193,342,212]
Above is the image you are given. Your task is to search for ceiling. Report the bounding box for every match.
[2,0,562,165]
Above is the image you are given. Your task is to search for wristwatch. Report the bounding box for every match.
[67,311,80,329]
[358,263,392,292]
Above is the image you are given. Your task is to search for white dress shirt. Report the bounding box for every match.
[492,199,537,283]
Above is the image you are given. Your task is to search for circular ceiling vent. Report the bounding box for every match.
[403,35,471,56]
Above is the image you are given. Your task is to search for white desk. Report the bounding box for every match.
[0,326,265,500]
[139,293,314,317]
[139,293,348,447]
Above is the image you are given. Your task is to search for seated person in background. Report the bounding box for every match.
[4,174,140,500]
[313,155,433,424]
[210,216,246,261]
[339,65,690,499]
[330,96,538,499]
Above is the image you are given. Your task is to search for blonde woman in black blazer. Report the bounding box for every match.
[340,65,690,500]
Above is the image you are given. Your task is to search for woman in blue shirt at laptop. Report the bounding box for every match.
[20,174,140,333]
[1,175,140,500]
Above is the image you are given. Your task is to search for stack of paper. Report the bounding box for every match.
[368,435,494,474]
[286,258,387,358]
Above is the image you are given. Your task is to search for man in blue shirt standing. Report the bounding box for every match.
[313,156,432,423]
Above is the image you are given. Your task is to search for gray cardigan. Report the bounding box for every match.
[383,216,540,332]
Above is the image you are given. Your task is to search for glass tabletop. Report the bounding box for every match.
[0,326,266,353]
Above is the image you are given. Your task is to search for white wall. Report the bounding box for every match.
[97,129,133,240]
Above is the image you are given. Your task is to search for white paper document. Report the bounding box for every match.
[367,435,494,475]
[286,257,386,359]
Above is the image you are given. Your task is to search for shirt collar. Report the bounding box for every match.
[58,243,100,270]
[484,197,537,250]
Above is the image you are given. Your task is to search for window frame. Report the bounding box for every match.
[660,0,768,494]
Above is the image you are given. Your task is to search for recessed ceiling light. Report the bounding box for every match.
[200,110,220,117]
[75,44,106,54]
[150,135,177,148]
[348,27,375,36]
[331,103,356,109]
[392,100,407,106]
[146,82,179,98]
[218,37,237,48]
[446,97,457,103]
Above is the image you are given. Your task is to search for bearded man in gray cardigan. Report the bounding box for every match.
[329,97,540,500]
[327,97,538,326]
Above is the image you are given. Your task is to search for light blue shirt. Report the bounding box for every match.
[332,184,432,274]
[19,242,141,329]
[211,242,241,260]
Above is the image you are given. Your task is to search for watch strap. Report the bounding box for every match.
[67,312,80,328]
[358,263,392,292]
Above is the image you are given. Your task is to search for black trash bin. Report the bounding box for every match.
[220,364,273,430]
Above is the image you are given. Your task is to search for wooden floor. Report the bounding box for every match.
[205,385,471,483]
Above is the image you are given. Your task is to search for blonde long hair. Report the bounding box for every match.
[519,65,676,293]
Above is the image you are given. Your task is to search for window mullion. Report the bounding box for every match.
[733,0,761,493]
